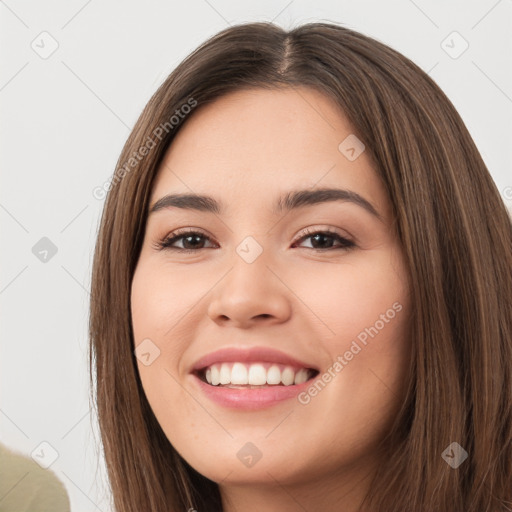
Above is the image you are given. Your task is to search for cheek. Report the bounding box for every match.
[288,248,411,420]
[286,248,409,342]
[130,262,211,426]
[130,261,207,343]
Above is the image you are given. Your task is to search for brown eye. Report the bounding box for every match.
[293,229,355,251]
[155,230,217,253]
[154,228,356,254]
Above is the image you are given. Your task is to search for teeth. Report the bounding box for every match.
[248,364,267,385]
[219,364,231,385]
[294,368,309,385]
[266,365,281,385]
[210,365,220,385]
[202,362,313,387]
[281,367,295,386]
[231,363,247,384]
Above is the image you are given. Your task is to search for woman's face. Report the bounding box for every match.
[131,86,411,495]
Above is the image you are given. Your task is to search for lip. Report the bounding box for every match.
[189,346,319,410]
[191,374,316,410]
[190,346,319,373]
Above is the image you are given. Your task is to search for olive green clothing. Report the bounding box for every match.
[0,443,70,512]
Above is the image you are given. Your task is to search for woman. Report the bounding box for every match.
[89,21,512,512]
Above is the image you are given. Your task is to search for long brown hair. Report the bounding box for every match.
[89,21,512,511]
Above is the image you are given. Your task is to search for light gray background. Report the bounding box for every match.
[1,1,511,510]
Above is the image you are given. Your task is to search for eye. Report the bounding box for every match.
[153,229,217,253]
[153,227,356,253]
[292,228,356,251]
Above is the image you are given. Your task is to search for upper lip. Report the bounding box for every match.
[190,346,319,373]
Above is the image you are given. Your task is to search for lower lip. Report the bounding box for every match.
[191,374,315,410]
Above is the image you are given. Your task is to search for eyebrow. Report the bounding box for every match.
[148,187,382,221]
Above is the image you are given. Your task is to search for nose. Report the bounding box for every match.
[207,256,292,329]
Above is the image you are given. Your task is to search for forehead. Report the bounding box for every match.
[150,87,389,220]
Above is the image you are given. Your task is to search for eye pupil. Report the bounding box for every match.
[310,233,334,249]
[183,234,204,249]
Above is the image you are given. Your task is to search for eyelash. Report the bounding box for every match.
[153,227,356,254]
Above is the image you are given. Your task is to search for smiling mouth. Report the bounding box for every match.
[194,362,320,388]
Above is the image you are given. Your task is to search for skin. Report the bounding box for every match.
[131,86,412,512]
